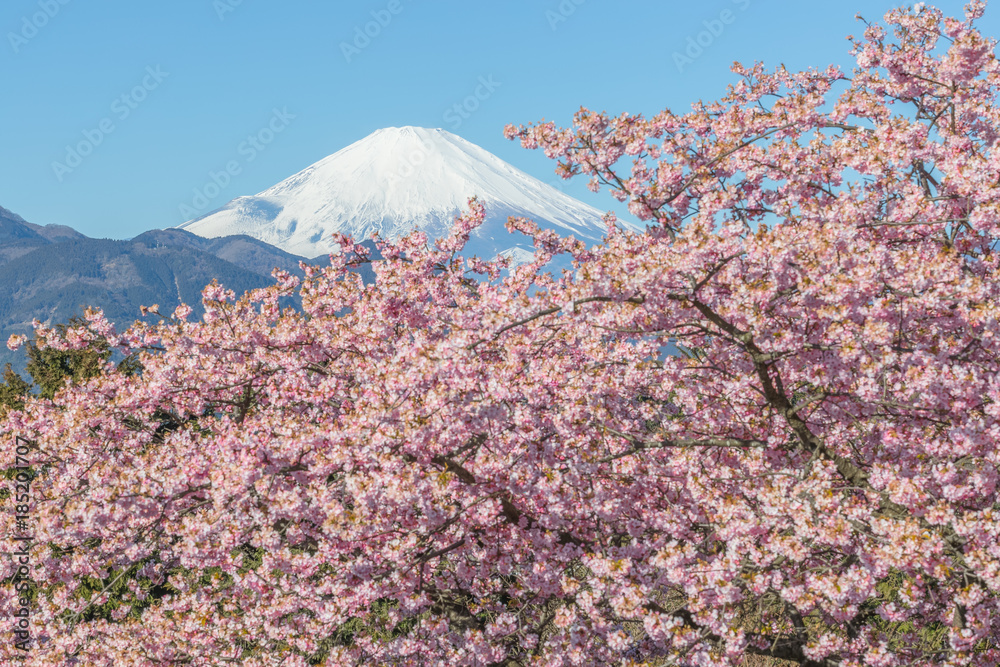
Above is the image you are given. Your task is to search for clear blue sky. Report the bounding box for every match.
[0,0,986,240]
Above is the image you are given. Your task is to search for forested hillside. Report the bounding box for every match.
[0,208,313,373]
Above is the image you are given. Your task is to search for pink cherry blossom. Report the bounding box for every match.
[3,4,1000,665]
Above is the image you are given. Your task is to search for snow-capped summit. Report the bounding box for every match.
[177,127,619,261]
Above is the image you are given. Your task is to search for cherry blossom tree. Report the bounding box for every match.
[3,2,1000,665]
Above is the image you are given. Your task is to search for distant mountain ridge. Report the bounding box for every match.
[0,207,317,374]
[0,128,626,372]
[178,126,625,262]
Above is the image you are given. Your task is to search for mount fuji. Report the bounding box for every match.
[176,127,622,263]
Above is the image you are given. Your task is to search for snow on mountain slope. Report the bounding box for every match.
[177,127,625,261]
